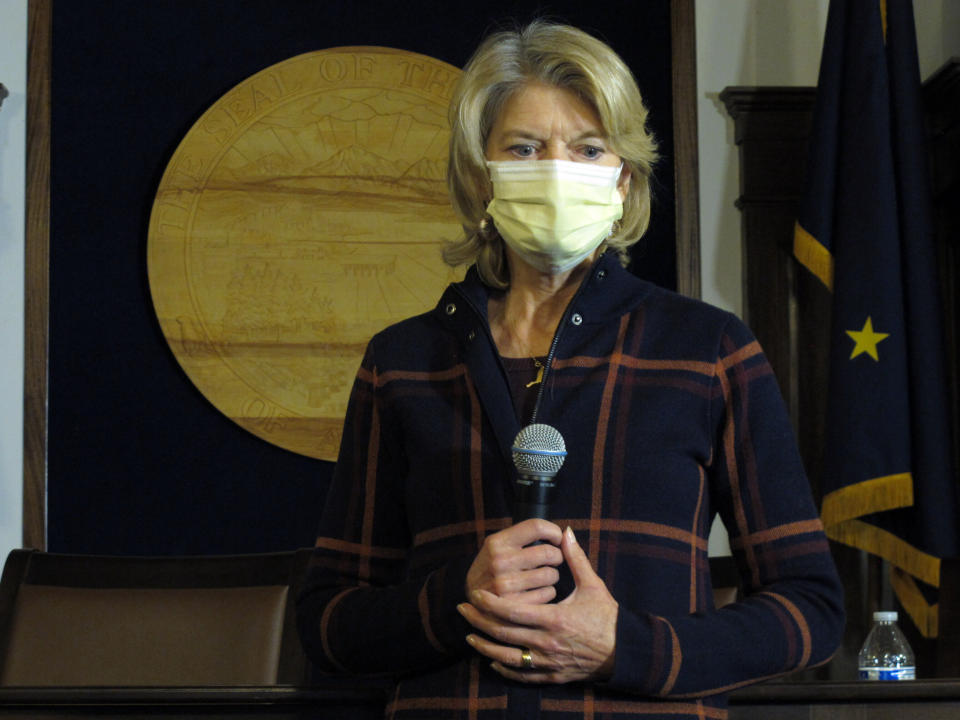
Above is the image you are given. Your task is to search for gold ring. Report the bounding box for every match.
[520,648,534,669]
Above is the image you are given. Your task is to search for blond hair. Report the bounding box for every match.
[444,21,659,288]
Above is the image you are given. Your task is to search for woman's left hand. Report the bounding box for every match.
[457,526,619,684]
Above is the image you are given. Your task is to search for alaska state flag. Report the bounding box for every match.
[794,0,959,638]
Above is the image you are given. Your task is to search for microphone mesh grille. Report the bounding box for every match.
[512,423,567,477]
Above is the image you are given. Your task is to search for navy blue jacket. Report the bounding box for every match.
[297,252,844,719]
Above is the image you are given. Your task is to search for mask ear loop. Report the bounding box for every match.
[615,161,632,201]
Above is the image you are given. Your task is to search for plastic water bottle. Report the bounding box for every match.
[858,611,915,680]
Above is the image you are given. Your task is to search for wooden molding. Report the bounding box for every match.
[923,57,960,491]
[671,0,701,299]
[719,87,820,445]
[23,0,51,551]
[923,57,960,123]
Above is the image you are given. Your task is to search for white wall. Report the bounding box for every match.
[916,0,960,82]
[0,0,27,557]
[696,0,830,318]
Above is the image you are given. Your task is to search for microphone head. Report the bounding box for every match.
[512,423,567,478]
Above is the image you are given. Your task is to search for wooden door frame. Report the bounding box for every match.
[24,0,51,550]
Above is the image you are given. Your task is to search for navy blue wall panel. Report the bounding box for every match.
[48,0,675,555]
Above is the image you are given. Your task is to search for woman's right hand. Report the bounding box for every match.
[466,519,564,604]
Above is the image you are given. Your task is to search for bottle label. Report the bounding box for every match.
[858,667,916,681]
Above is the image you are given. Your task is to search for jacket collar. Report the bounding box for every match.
[433,251,655,465]
[446,251,654,326]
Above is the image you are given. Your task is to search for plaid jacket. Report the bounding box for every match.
[297,252,844,719]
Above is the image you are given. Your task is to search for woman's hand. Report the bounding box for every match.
[466,518,564,604]
[459,526,618,684]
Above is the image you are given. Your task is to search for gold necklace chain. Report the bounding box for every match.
[504,313,546,388]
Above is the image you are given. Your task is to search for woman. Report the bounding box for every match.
[297,21,844,719]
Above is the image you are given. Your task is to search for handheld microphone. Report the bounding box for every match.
[511,423,567,522]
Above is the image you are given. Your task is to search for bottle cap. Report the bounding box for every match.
[873,611,898,622]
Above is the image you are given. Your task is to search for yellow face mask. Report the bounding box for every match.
[485,159,624,275]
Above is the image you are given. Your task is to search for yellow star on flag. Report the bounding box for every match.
[846,316,889,361]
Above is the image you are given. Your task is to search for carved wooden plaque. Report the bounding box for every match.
[147,48,464,461]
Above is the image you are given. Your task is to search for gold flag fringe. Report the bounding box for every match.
[890,565,938,638]
[793,222,834,290]
[821,472,913,526]
[824,517,941,588]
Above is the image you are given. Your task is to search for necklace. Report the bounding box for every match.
[493,298,552,389]
[527,358,545,388]
[503,317,546,388]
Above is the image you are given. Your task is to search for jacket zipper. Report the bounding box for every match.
[529,267,595,424]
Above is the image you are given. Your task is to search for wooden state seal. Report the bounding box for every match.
[147,48,464,461]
